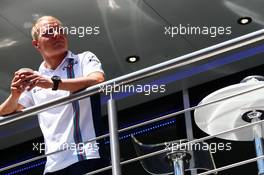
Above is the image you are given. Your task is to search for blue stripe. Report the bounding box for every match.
[72,101,83,143]
[66,59,85,161]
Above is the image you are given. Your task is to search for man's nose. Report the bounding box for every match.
[53,31,59,38]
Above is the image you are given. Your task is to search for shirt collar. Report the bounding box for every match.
[38,50,76,73]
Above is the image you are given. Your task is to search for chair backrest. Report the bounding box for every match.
[131,135,216,175]
[132,135,185,174]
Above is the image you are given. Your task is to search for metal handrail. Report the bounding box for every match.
[1,29,264,126]
[1,83,264,172]
[197,155,264,175]
[85,155,264,175]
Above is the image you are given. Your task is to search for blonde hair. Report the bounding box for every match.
[31,16,62,40]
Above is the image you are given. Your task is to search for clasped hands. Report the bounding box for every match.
[11,68,53,96]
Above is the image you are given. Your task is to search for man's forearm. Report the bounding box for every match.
[0,95,20,116]
[59,75,104,93]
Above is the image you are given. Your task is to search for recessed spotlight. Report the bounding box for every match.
[237,17,252,25]
[126,56,140,63]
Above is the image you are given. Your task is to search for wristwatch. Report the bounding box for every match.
[51,75,61,90]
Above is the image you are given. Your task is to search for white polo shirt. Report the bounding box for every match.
[18,51,104,174]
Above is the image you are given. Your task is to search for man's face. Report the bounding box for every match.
[34,19,68,57]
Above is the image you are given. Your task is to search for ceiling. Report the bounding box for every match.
[0,0,263,101]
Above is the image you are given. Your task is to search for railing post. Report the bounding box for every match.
[107,93,122,175]
[182,89,197,175]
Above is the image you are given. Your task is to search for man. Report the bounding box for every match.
[0,16,106,174]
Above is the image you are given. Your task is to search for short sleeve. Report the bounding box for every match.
[18,90,34,108]
[79,51,104,76]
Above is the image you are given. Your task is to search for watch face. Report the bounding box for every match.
[52,76,61,81]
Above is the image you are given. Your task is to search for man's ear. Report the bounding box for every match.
[32,40,40,49]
